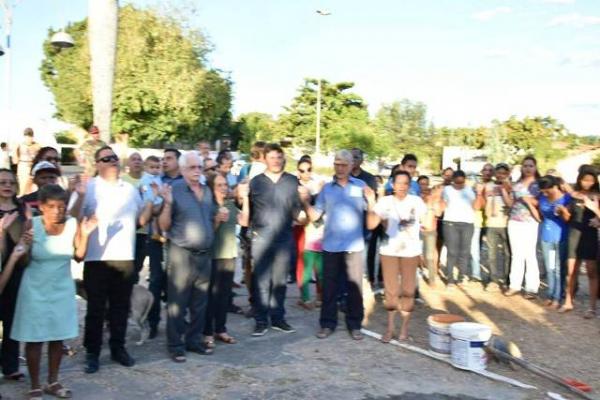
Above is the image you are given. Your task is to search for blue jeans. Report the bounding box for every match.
[541,240,566,302]
[251,234,292,325]
[470,226,483,280]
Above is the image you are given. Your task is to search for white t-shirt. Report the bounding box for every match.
[442,186,476,223]
[82,177,143,261]
[373,195,426,257]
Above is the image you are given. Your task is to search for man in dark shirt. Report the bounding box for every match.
[249,143,301,336]
[350,148,377,192]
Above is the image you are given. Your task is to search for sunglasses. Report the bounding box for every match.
[96,155,119,163]
[44,157,60,163]
[298,168,312,173]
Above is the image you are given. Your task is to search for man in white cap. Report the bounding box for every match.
[19,161,60,216]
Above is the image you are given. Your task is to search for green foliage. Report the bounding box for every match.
[235,113,279,153]
[40,4,232,146]
[54,130,78,144]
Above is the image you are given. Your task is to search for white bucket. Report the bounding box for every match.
[450,322,492,371]
[427,314,465,356]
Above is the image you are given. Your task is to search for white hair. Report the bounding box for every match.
[178,151,204,169]
[334,149,353,165]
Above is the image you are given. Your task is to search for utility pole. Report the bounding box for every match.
[88,0,118,143]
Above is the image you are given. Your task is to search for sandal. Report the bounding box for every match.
[380,331,393,344]
[28,389,43,400]
[216,333,237,344]
[583,309,596,319]
[4,372,25,381]
[44,382,72,399]
[204,336,216,349]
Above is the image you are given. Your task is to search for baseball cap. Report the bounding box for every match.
[31,161,60,176]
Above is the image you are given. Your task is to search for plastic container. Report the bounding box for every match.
[427,314,465,356]
[450,322,492,371]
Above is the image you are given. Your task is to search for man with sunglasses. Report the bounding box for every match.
[75,146,154,374]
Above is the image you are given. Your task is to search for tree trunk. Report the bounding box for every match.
[88,0,118,143]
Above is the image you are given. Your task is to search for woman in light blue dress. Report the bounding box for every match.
[10,184,96,400]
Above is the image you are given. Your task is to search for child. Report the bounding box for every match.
[140,156,163,206]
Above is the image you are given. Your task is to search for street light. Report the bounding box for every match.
[50,30,74,48]
[314,9,331,155]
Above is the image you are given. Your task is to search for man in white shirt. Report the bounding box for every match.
[76,146,153,374]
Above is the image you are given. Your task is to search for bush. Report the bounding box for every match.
[55,131,78,144]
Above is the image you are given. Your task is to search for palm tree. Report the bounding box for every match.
[88,0,118,143]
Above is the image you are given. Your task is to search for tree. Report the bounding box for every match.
[40,5,232,146]
[277,79,376,154]
[373,99,428,158]
[234,112,279,153]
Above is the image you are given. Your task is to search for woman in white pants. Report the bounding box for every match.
[506,156,541,298]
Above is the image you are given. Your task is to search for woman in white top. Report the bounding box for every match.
[366,171,427,342]
[440,170,476,287]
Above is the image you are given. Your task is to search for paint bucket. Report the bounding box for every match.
[450,322,492,371]
[427,314,465,356]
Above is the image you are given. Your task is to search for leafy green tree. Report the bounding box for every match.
[373,99,428,158]
[40,5,232,146]
[277,79,375,154]
[235,112,279,153]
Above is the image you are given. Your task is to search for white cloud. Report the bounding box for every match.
[472,7,512,21]
[548,13,600,27]
[559,51,600,68]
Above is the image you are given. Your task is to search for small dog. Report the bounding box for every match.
[75,279,155,346]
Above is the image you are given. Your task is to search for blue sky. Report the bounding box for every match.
[1,0,599,143]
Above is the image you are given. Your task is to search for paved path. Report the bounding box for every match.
[0,284,549,400]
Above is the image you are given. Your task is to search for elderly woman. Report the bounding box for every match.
[10,184,97,400]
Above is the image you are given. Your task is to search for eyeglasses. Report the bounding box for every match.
[298,168,312,173]
[44,157,60,163]
[96,155,119,163]
[205,166,217,172]
[0,180,16,186]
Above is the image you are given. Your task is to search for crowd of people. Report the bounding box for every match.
[0,126,599,399]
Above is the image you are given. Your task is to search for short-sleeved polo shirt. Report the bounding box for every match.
[314,176,367,252]
[168,180,216,251]
[82,177,143,261]
[250,172,301,241]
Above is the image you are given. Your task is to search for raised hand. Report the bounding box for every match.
[0,211,19,233]
[81,215,99,236]
[298,185,311,203]
[159,184,173,204]
[237,182,249,198]
[363,186,376,205]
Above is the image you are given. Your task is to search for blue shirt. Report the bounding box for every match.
[539,194,571,243]
[314,176,367,252]
[384,179,421,196]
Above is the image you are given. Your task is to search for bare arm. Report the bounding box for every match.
[0,232,32,294]
[138,201,154,227]
[74,216,97,262]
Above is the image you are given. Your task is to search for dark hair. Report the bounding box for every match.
[453,170,466,180]
[39,184,69,204]
[31,146,60,174]
[519,155,541,181]
[391,170,411,184]
[23,127,34,137]
[263,143,284,156]
[495,163,510,172]
[401,154,418,165]
[0,142,6,149]
[164,148,181,159]
[417,175,429,183]
[538,175,559,190]
[145,155,160,164]
[216,151,232,165]
[574,169,600,192]
[442,167,454,174]
[0,169,25,215]
[388,164,402,179]
[250,141,267,160]
[299,154,312,163]
[205,171,225,192]
[297,158,312,168]
[94,145,114,161]
[351,148,364,160]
